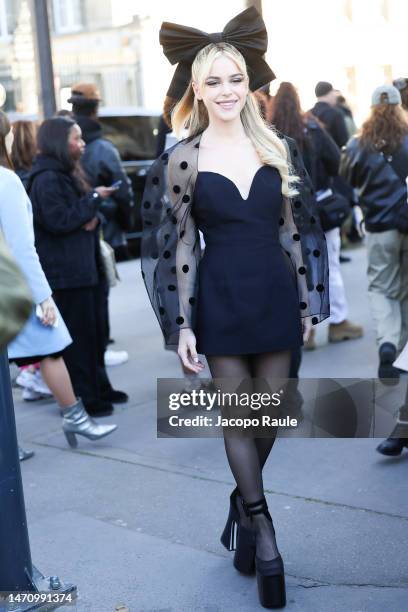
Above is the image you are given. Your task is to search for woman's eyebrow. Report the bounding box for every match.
[205,73,244,80]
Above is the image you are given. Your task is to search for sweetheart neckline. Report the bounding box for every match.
[197,166,268,201]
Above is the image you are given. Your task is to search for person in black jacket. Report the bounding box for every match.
[69,83,134,366]
[310,81,349,148]
[340,84,408,382]
[271,82,363,348]
[68,83,134,258]
[29,117,126,416]
[311,80,356,225]
[393,77,408,115]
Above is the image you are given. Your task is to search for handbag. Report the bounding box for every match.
[99,239,120,288]
[0,232,33,349]
[315,188,350,232]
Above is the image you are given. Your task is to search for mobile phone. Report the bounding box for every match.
[110,179,122,190]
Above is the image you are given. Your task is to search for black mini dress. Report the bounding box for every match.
[193,165,303,355]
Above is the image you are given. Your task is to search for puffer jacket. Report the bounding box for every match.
[340,134,408,232]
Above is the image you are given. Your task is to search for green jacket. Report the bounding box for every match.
[0,232,32,350]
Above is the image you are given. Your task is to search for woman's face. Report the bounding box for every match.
[68,124,85,160]
[5,127,14,155]
[193,55,248,124]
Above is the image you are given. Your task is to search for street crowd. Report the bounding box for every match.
[1,76,408,459]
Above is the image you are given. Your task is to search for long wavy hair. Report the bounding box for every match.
[37,117,90,192]
[0,110,13,169]
[11,120,37,171]
[359,104,408,154]
[269,82,309,152]
[171,43,298,197]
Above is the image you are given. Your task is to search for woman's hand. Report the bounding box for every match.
[39,297,56,326]
[178,328,205,373]
[83,216,99,231]
[94,186,116,199]
[302,317,313,343]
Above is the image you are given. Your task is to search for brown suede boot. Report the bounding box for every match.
[329,320,363,342]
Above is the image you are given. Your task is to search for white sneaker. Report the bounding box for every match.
[22,387,47,401]
[104,349,129,367]
[16,370,36,389]
[31,371,53,396]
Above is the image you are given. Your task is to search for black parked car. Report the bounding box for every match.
[9,107,161,258]
[98,107,161,257]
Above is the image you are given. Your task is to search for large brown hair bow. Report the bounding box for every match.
[159,7,276,101]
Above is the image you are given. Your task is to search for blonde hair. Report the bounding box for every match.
[172,43,299,197]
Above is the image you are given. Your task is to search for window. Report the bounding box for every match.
[0,0,18,38]
[345,66,357,97]
[0,0,7,38]
[380,0,390,20]
[382,65,393,82]
[343,0,353,21]
[53,0,82,34]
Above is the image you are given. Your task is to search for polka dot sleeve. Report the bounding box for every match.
[280,135,330,325]
[141,138,201,348]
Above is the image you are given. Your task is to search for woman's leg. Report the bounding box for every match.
[252,350,292,470]
[53,287,101,409]
[207,355,263,528]
[249,350,291,560]
[40,357,76,410]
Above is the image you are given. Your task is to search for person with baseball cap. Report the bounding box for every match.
[68,82,134,256]
[340,84,408,386]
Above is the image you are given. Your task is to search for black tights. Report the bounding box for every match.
[207,351,291,560]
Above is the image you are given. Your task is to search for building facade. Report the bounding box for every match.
[0,0,407,123]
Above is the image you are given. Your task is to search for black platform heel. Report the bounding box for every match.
[220,487,240,551]
[242,497,286,609]
[220,487,256,574]
[233,519,256,574]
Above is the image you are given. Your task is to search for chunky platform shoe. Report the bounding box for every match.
[220,487,256,574]
[376,437,408,456]
[242,496,286,609]
[220,488,240,551]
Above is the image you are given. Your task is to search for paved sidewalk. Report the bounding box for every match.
[13,245,408,611]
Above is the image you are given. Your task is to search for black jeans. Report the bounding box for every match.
[53,282,112,407]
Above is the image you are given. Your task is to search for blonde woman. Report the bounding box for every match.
[142,8,329,609]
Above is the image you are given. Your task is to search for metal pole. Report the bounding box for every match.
[30,0,56,118]
[0,351,34,592]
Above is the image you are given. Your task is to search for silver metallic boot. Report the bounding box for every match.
[18,446,35,461]
[61,399,118,448]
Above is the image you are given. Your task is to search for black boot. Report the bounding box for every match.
[378,343,400,382]
[242,497,286,609]
[101,388,129,404]
[18,446,35,461]
[84,400,114,417]
[376,437,408,456]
